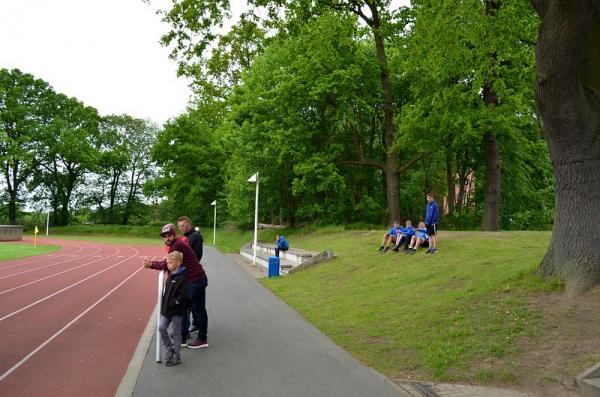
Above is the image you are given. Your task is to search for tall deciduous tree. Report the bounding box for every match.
[0,69,53,224]
[532,0,600,296]
[32,94,100,226]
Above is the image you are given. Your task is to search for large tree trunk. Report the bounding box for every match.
[481,131,501,230]
[446,152,456,215]
[533,0,600,296]
[370,7,401,225]
[481,0,502,231]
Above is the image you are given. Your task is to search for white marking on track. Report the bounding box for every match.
[0,247,121,296]
[0,260,143,382]
[0,247,103,280]
[0,251,139,322]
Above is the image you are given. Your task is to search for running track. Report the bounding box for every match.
[0,237,164,397]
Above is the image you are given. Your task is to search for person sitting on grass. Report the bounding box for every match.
[377,221,400,253]
[405,222,430,255]
[392,220,415,252]
[156,250,187,366]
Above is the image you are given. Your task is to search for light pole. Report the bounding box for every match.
[210,200,217,245]
[247,172,259,265]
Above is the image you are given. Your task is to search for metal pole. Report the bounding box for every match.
[213,202,217,245]
[156,271,164,362]
[253,173,259,265]
[46,212,49,236]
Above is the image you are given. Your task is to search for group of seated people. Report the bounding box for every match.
[377,220,437,255]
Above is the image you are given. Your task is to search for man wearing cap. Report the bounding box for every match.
[143,223,209,348]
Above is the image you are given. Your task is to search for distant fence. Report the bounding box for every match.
[0,225,23,241]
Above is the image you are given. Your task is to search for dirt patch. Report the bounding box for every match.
[488,286,600,396]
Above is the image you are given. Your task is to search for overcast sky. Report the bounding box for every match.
[0,0,194,126]
[1,0,409,126]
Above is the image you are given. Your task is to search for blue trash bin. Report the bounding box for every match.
[268,256,280,278]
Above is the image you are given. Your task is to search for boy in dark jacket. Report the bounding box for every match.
[157,250,187,366]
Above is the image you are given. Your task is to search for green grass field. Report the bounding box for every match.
[262,229,558,383]
[34,224,559,383]
[0,242,61,261]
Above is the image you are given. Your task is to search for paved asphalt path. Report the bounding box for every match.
[132,246,408,397]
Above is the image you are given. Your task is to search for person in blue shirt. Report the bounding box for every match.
[275,235,289,257]
[424,193,439,254]
[392,220,415,252]
[405,222,430,255]
[378,221,400,253]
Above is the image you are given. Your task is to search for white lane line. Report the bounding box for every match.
[0,263,144,383]
[0,250,139,323]
[0,247,121,296]
[0,247,104,280]
[0,244,85,270]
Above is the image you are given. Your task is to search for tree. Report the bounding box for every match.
[404,0,541,229]
[148,109,224,224]
[532,0,600,296]
[32,94,100,226]
[0,69,53,224]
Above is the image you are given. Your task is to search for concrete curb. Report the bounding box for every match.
[115,306,157,397]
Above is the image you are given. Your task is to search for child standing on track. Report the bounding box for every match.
[157,251,187,366]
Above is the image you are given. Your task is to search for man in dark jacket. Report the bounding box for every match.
[178,216,204,261]
[144,223,209,349]
[177,216,204,334]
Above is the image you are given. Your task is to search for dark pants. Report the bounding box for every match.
[275,248,288,257]
[395,235,411,249]
[182,277,208,341]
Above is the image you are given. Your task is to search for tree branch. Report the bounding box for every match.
[396,149,434,174]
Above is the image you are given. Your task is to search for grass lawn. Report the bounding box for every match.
[262,229,558,383]
[0,242,60,261]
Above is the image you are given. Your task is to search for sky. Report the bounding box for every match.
[0,0,194,126]
[0,0,410,126]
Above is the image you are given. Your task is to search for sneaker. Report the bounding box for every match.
[392,246,399,252]
[425,248,433,254]
[409,249,416,255]
[165,355,181,366]
[383,247,389,253]
[187,339,209,349]
[181,341,188,348]
[189,326,199,334]
[377,247,384,253]
[431,249,438,254]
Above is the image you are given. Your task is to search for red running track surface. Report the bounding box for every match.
[0,237,166,396]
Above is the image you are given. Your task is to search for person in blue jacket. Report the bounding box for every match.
[392,220,415,252]
[377,221,400,253]
[405,222,430,255]
[425,192,439,254]
[275,235,289,257]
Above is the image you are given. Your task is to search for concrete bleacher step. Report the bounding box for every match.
[577,362,600,397]
[239,242,333,275]
[578,377,600,397]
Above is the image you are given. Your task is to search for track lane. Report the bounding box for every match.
[0,239,164,397]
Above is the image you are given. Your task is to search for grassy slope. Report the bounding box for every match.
[38,224,560,383]
[262,229,558,382]
[0,243,60,261]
